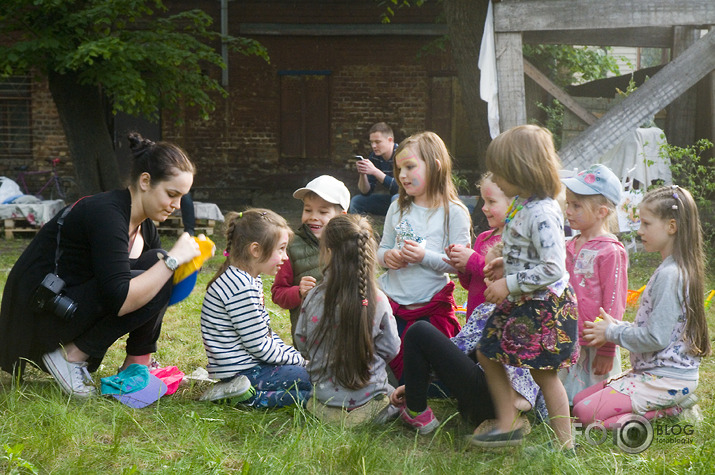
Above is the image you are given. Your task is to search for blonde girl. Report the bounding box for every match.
[576,185,710,426]
[446,172,511,318]
[378,131,472,381]
[296,214,400,424]
[471,125,579,451]
[200,209,311,408]
[558,164,628,405]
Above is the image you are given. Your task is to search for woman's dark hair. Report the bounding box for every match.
[127,132,195,185]
[313,214,378,390]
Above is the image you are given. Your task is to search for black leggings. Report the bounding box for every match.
[42,250,172,371]
[402,320,495,426]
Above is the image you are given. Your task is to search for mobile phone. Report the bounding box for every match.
[354,155,364,161]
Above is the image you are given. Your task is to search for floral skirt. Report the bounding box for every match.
[477,288,579,370]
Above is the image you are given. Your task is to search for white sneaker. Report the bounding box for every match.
[42,348,96,397]
[199,375,254,403]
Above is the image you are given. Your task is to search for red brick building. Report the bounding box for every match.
[2,1,479,208]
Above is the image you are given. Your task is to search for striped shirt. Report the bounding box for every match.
[200,266,304,380]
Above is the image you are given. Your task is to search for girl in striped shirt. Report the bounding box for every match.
[200,209,311,408]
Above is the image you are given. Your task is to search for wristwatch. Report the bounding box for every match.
[157,251,179,271]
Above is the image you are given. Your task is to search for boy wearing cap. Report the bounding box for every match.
[271,175,350,342]
[559,164,629,405]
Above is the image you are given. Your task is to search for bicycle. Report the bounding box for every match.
[14,158,79,202]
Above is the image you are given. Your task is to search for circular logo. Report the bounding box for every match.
[584,422,609,446]
[614,414,653,454]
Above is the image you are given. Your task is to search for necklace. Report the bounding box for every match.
[504,196,531,224]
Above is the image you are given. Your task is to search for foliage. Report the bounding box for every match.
[523,44,621,89]
[662,138,715,252]
[451,172,470,194]
[534,99,565,150]
[1,443,38,475]
[0,0,269,122]
[377,0,431,24]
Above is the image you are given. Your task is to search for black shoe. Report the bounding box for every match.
[467,428,524,447]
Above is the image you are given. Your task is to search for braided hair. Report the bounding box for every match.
[207,208,293,288]
[314,214,378,390]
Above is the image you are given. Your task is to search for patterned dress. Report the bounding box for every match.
[477,196,579,370]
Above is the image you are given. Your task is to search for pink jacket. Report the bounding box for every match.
[457,230,501,318]
[566,234,628,357]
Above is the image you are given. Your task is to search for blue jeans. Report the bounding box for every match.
[349,193,396,216]
[237,363,312,408]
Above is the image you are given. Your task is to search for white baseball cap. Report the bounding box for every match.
[293,175,351,211]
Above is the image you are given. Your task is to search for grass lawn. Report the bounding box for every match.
[1,230,714,474]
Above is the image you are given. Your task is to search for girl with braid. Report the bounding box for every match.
[200,209,312,408]
[296,214,400,425]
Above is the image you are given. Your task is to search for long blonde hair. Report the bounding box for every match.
[393,131,470,222]
[485,125,562,199]
[640,186,710,357]
[207,209,292,288]
[312,214,378,390]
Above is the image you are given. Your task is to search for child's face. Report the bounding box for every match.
[491,174,520,198]
[637,205,675,257]
[481,179,510,230]
[370,132,394,159]
[396,147,428,204]
[302,194,342,239]
[564,190,597,232]
[254,229,290,276]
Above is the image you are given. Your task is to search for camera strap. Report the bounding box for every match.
[53,203,76,276]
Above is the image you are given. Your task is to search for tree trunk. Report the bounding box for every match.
[442,0,492,171]
[48,70,121,196]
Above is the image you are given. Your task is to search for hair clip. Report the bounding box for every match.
[238,212,243,218]
[223,249,230,257]
[361,299,368,306]
[673,192,679,200]
[672,205,678,210]
[260,211,267,218]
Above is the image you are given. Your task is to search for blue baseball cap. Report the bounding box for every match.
[562,164,622,205]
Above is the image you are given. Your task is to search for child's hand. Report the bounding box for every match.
[591,354,614,376]
[298,276,317,298]
[484,257,504,281]
[583,308,616,348]
[400,239,426,264]
[390,385,406,407]
[446,244,473,272]
[484,277,509,303]
[384,249,408,270]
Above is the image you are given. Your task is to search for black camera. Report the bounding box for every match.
[31,273,78,321]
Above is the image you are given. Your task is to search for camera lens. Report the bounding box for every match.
[52,294,78,321]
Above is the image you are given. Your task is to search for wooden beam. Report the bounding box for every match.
[496,33,527,130]
[237,23,448,36]
[523,27,673,48]
[559,29,715,168]
[495,0,715,32]
[523,59,598,126]
[665,27,700,147]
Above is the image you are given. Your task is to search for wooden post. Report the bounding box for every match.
[559,29,715,168]
[665,26,700,147]
[495,32,526,130]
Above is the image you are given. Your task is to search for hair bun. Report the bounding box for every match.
[127,132,155,158]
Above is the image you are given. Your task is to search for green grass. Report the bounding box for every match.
[1,232,714,474]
